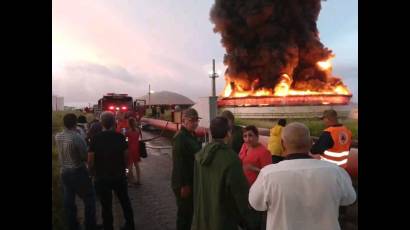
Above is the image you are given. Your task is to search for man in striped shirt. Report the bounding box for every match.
[55,113,97,230]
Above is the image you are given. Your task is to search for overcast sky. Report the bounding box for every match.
[52,0,358,107]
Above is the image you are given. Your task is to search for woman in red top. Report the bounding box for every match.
[239,125,272,186]
[126,117,141,186]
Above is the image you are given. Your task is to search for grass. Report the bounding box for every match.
[52,145,67,230]
[236,118,358,140]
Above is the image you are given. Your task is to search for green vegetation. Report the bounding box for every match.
[52,145,67,230]
[236,118,358,140]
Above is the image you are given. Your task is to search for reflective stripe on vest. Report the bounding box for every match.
[324,150,349,158]
[320,126,352,167]
[320,156,348,166]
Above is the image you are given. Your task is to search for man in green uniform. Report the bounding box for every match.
[192,116,258,230]
[221,110,244,154]
[171,108,202,230]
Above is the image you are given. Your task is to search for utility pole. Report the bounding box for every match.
[209,59,219,122]
[210,59,218,97]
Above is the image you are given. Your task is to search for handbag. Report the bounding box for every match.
[139,140,147,158]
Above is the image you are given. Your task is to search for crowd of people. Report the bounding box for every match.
[172,108,356,230]
[55,111,142,230]
[55,107,356,230]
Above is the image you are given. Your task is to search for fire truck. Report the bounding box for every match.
[94,93,134,118]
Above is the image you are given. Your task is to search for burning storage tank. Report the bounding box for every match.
[210,0,353,118]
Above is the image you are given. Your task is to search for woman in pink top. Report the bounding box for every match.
[239,125,272,185]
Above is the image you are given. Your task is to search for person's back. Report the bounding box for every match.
[90,130,127,179]
[126,118,142,185]
[193,117,257,230]
[251,159,355,230]
[55,113,96,230]
[221,110,243,154]
[88,111,135,230]
[87,121,103,144]
[268,119,286,159]
[126,129,140,152]
[268,125,283,154]
[55,129,87,171]
[193,142,247,230]
[249,122,356,230]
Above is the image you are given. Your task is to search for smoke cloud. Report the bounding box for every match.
[210,0,348,95]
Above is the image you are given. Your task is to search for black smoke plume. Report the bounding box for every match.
[210,0,348,95]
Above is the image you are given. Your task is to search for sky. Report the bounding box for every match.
[52,0,358,107]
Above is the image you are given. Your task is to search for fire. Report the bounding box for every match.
[221,68,351,98]
[222,81,351,98]
[232,91,250,98]
[273,74,292,96]
[223,84,232,97]
[254,88,272,96]
[317,58,333,71]
[212,0,352,103]
[334,85,350,95]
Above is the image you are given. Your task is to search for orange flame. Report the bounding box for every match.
[254,88,272,96]
[223,84,232,97]
[317,58,333,71]
[273,74,292,96]
[221,59,351,98]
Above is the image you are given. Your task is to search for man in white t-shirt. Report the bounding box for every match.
[249,122,356,230]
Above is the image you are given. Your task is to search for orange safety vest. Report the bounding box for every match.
[320,126,352,168]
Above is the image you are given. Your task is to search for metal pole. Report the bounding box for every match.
[209,59,219,121]
[148,84,151,106]
[210,59,218,97]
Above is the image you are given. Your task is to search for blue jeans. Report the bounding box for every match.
[61,166,97,230]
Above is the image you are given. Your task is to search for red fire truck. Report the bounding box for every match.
[95,93,134,118]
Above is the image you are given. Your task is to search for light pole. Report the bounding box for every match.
[209,59,219,121]
[209,59,219,97]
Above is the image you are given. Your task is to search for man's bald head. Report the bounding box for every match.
[281,122,312,155]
